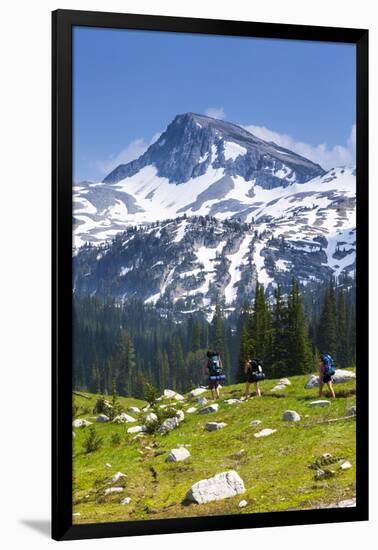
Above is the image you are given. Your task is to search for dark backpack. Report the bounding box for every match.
[321,353,336,376]
[208,355,222,376]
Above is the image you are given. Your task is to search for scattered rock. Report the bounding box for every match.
[224,398,242,405]
[185,470,245,504]
[346,405,357,417]
[145,412,158,426]
[166,447,191,462]
[108,472,126,485]
[238,500,248,508]
[157,417,179,434]
[127,425,147,434]
[72,513,81,517]
[279,378,291,386]
[304,369,356,389]
[173,393,184,401]
[128,406,140,414]
[142,405,150,412]
[188,388,207,400]
[120,497,131,505]
[96,414,110,423]
[104,487,124,495]
[197,396,207,406]
[315,469,325,480]
[72,418,92,428]
[340,461,352,470]
[283,410,301,422]
[175,410,185,423]
[336,498,356,508]
[198,404,219,415]
[186,407,197,414]
[309,400,331,408]
[205,422,227,431]
[271,384,287,392]
[105,463,112,468]
[163,389,177,399]
[112,413,136,424]
[250,420,262,427]
[322,453,333,460]
[234,449,246,458]
[254,428,277,438]
[315,469,336,480]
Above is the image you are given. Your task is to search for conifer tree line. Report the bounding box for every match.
[73,277,355,397]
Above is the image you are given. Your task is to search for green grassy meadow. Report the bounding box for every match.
[72,371,356,524]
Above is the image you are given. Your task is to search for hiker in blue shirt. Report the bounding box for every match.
[319,353,336,398]
[244,358,265,398]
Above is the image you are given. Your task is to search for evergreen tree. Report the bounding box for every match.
[336,289,348,368]
[317,282,337,357]
[270,284,288,377]
[285,280,312,374]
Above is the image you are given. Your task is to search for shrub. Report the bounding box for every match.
[110,432,121,447]
[83,426,103,454]
[143,381,159,405]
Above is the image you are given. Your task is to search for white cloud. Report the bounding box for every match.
[96,132,162,177]
[205,106,226,120]
[243,123,356,171]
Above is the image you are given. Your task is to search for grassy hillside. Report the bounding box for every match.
[72,371,356,524]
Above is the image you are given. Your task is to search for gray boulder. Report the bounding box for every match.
[271,384,287,392]
[185,470,245,504]
[157,417,179,434]
[309,400,331,408]
[188,388,207,400]
[250,420,262,427]
[104,487,124,495]
[198,404,219,414]
[197,396,208,406]
[279,378,291,386]
[186,406,197,414]
[254,428,277,438]
[112,413,136,424]
[205,422,227,431]
[283,410,301,422]
[127,425,147,434]
[145,412,158,426]
[128,406,140,414]
[224,398,242,405]
[120,497,131,505]
[166,447,191,462]
[346,405,356,417]
[108,472,126,485]
[96,414,110,423]
[175,410,185,423]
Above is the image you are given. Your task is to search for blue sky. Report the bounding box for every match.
[73,27,356,182]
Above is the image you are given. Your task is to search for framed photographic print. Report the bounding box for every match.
[52,9,369,541]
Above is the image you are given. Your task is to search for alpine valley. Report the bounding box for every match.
[73,113,356,314]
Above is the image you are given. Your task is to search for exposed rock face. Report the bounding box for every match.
[283,410,301,422]
[103,113,324,186]
[166,447,191,462]
[185,470,245,504]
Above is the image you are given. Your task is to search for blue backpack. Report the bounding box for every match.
[321,353,335,376]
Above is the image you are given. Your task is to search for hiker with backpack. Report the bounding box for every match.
[319,353,336,398]
[206,351,225,400]
[244,358,265,398]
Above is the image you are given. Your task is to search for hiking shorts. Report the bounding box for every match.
[208,378,220,389]
[321,373,333,383]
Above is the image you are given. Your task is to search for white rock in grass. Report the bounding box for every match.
[72,513,81,517]
[175,410,185,423]
[188,388,207,400]
[127,425,147,434]
[197,396,208,406]
[186,407,197,414]
[120,497,131,505]
[224,399,242,405]
[185,470,245,504]
[279,378,291,386]
[145,412,158,426]
[340,461,352,470]
[271,384,287,392]
[283,410,301,422]
[163,389,177,399]
[96,414,110,423]
[157,417,179,434]
[109,472,126,485]
[105,463,112,468]
[346,405,357,417]
[166,447,191,462]
[142,404,150,412]
[250,420,262,427]
[336,498,356,507]
[205,422,227,432]
[198,404,219,414]
[309,400,331,408]
[254,428,277,438]
[104,487,124,495]
[173,393,184,401]
[72,418,92,428]
[238,500,248,508]
[128,406,140,414]
[304,369,356,389]
[112,413,136,424]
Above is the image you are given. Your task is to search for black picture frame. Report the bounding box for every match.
[52,9,369,541]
